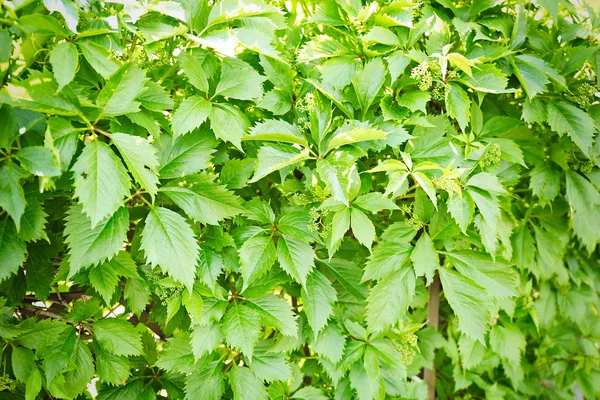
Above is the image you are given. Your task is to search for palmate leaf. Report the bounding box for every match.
[171,96,212,139]
[239,235,276,291]
[96,63,148,117]
[0,163,27,231]
[546,102,596,156]
[250,144,311,183]
[140,206,199,290]
[246,294,297,337]
[158,129,217,179]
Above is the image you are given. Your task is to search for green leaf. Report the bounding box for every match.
[94,342,131,386]
[398,90,430,113]
[313,322,346,363]
[220,158,256,189]
[25,367,42,400]
[72,140,131,228]
[155,332,196,374]
[445,82,470,132]
[489,323,526,364]
[245,119,308,147]
[448,251,518,298]
[239,236,276,291]
[320,56,358,90]
[352,58,386,112]
[302,270,337,335]
[43,0,79,33]
[77,40,119,79]
[215,58,266,100]
[439,268,490,343]
[89,261,119,304]
[64,205,128,276]
[49,42,78,91]
[276,234,315,286]
[209,103,249,150]
[190,324,223,360]
[141,206,199,291]
[362,241,412,282]
[546,102,596,156]
[0,71,79,116]
[316,154,359,206]
[15,146,61,177]
[229,365,268,400]
[249,346,292,382]
[0,163,27,230]
[172,96,212,139]
[110,133,160,199]
[158,129,217,179]
[97,63,148,117]
[246,294,297,337]
[326,126,388,153]
[350,208,375,251]
[327,207,351,255]
[565,171,600,252]
[18,200,48,242]
[179,52,209,93]
[410,232,438,285]
[197,247,225,293]
[258,54,292,95]
[250,144,311,183]
[94,318,143,356]
[222,303,261,362]
[161,174,245,225]
[366,266,416,332]
[185,361,225,400]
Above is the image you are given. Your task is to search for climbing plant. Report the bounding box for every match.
[0,0,600,399]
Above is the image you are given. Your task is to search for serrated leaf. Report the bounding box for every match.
[353,58,386,112]
[247,295,297,337]
[141,206,199,291]
[94,318,143,356]
[362,241,412,282]
[546,102,596,156]
[49,41,78,91]
[245,119,308,147]
[64,205,128,276]
[94,342,131,386]
[190,324,223,360]
[89,261,119,304]
[239,236,276,291]
[350,208,375,251]
[366,266,415,332]
[229,365,268,400]
[18,200,48,242]
[249,144,311,183]
[448,251,518,298]
[302,270,337,335]
[179,52,209,92]
[209,103,249,150]
[161,174,245,225]
[172,96,212,139]
[222,303,261,362]
[439,268,490,343]
[565,171,600,252]
[0,163,27,231]
[15,146,61,177]
[326,126,388,153]
[110,133,160,198]
[185,361,225,400]
[313,323,346,363]
[215,58,266,100]
[97,63,148,117]
[276,235,315,286]
[410,232,438,285]
[445,82,470,132]
[158,129,217,179]
[72,140,131,228]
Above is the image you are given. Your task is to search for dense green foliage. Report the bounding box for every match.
[1,0,600,399]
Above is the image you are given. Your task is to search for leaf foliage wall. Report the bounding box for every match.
[0,0,600,399]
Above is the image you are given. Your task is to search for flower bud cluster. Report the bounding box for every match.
[411,62,433,91]
[480,144,502,167]
[0,375,17,391]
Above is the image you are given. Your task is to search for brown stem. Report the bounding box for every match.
[425,274,440,400]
